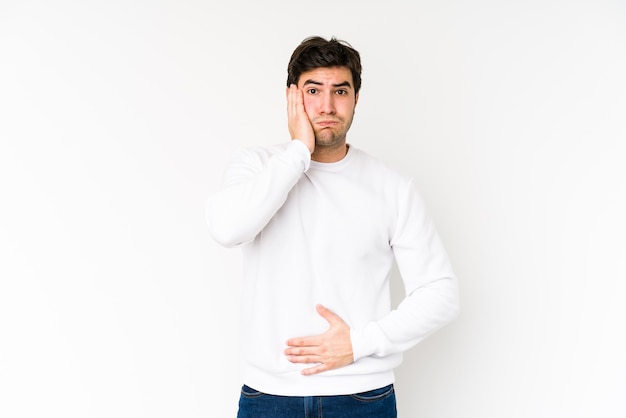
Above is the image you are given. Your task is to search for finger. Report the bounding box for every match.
[301,363,330,376]
[284,346,322,356]
[294,85,304,110]
[287,84,296,115]
[286,354,322,364]
[286,335,322,347]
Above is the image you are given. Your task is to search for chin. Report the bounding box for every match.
[315,140,343,148]
[315,134,345,148]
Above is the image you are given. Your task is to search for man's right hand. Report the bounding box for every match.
[287,84,315,154]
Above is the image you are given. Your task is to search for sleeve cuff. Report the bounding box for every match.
[350,322,388,361]
[288,140,312,172]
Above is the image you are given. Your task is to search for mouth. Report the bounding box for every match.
[316,120,340,127]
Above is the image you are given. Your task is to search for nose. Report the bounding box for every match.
[319,92,335,114]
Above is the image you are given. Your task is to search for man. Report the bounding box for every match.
[206,36,460,418]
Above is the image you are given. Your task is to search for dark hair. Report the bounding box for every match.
[287,36,362,94]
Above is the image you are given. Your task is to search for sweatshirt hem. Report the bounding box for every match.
[243,365,395,397]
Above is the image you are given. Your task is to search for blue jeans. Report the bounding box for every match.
[236,384,397,418]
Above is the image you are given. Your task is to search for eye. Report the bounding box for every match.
[335,89,347,95]
[306,88,317,94]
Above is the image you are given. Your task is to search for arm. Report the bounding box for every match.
[206,86,315,247]
[205,140,310,247]
[351,180,460,360]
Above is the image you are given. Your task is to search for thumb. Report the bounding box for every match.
[316,304,343,325]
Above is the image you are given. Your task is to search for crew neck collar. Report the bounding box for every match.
[309,144,355,171]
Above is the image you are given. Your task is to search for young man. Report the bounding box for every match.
[206,36,460,418]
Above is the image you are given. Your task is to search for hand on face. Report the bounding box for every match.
[287,84,315,154]
[284,304,354,376]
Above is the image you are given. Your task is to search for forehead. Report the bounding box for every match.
[298,66,353,87]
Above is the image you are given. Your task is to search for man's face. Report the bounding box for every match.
[297,66,359,148]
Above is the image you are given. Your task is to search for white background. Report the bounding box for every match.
[1,1,625,417]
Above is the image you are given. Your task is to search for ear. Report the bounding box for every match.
[354,92,359,107]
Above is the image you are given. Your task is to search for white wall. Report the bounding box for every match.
[1,1,625,417]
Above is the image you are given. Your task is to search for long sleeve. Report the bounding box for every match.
[206,140,311,247]
[351,179,460,360]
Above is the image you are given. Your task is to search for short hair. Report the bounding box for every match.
[287,36,362,94]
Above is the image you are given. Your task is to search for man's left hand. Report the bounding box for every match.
[285,304,354,376]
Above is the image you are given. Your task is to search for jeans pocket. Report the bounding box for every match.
[350,384,394,402]
[240,385,265,399]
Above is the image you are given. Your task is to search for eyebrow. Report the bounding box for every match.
[302,79,353,89]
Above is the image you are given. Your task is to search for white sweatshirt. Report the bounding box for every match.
[206,140,460,396]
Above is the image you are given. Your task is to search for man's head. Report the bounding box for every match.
[286,37,362,157]
[287,36,362,95]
